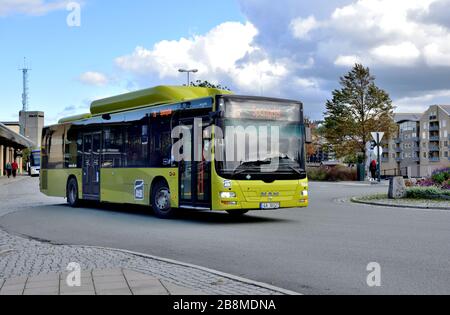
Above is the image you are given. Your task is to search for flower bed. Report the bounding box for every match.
[404,168,450,200]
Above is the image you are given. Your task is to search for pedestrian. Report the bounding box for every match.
[370,159,377,181]
[12,160,19,178]
[5,162,12,178]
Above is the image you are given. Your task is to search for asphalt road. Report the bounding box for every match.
[1,177,449,295]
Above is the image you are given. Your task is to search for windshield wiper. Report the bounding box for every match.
[287,166,306,176]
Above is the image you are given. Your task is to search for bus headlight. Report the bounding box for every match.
[220,192,236,199]
[301,190,308,197]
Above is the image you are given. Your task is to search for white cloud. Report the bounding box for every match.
[370,42,421,66]
[424,41,450,67]
[290,15,320,39]
[79,71,109,86]
[334,55,363,67]
[0,0,70,17]
[115,21,318,97]
[395,89,450,112]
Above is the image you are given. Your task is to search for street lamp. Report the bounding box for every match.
[178,69,198,86]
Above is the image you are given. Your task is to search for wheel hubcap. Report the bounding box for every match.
[69,185,76,203]
[155,189,170,211]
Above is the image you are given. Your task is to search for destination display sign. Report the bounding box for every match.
[224,99,302,122]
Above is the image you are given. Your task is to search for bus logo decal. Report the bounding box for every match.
[135,180,145,200]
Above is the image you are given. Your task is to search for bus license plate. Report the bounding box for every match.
[260,203,280,210]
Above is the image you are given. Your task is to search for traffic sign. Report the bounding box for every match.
[371,132,385,144]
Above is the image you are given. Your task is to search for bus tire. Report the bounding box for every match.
[67,178,80,208]
[151,180,174,219]
[226,210,249,217]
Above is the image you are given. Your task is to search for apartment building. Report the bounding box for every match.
[381,106,450,178]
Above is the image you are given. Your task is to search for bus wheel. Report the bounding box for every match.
[67,178,80,208]
[151,181,174,219]
[226,210,249,217]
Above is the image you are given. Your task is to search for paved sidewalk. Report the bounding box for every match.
[0,229,289,295]
[0,268,204,295]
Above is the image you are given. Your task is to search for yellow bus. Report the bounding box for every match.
[40,86,308,218]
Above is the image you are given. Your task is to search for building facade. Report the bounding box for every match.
[0,122,34,177]
[381,106,450,178]
[19,111,44,148]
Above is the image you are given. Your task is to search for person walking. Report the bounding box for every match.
[370,159,377,181]
[11,160,19,178]
[5,162,12,178]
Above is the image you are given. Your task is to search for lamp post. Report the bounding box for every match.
[178,69,198,86]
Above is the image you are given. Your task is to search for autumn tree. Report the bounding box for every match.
[323,64,396,161]
[189,80,231,91]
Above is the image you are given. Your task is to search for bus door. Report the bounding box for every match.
[82,132,101,200]
[178,117,211,209]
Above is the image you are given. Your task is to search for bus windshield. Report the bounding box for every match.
[30,151,41,167]
[216,97,306,180]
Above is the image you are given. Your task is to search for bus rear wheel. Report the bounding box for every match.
[151,181,174,219]
[226,210,249,217]
[67,178,80,208]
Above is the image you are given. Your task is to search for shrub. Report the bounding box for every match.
[431,168,450,185]
[307,167,328,181]
[307,166,357,182]
[406,187,450,199]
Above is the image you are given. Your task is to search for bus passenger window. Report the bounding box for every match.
[150,119,172,167]
[103,127,124,168]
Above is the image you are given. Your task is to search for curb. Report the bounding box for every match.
[351,197,450,211]
[79,245,302,296]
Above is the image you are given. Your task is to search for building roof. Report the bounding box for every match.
[0,122,34,148]
[394,113,423,123]
[0,121,20,125]
[438,105,450,115]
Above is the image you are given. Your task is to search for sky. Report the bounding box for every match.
[1,0,450,125]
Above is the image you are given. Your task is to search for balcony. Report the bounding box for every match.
[411,137,420,142]
[413,146,421,152]
[429,136,440,142]
[394,138,402,144]
[396,158,403,162]
[429,126,440,131]
[395,148,403,153]
[429,157,441,162]
[429,146,440,152]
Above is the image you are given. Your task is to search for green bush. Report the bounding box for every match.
[307,167,328,181]
[307,166,357,182]
[406,187,450,200]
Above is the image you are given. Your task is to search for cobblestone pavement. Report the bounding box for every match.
[0,176,290,295]
[0,228,284,295]
[0,268,205,295]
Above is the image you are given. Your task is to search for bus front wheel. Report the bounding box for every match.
[151,181,174,219]
[67,178,80,208]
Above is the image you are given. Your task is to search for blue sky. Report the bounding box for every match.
[1,0,450,125]
[0,0,245,123]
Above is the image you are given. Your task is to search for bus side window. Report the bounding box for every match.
[150,118,171,167]
[125,120,149,168]
[103,126,124,168]
[65,126,80,169]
